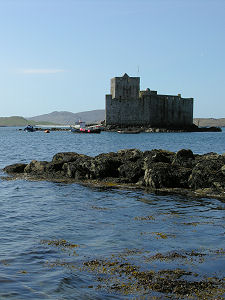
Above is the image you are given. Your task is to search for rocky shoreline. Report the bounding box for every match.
[105,124,222,133]
[3,149,225,200]
[18,123,222,133]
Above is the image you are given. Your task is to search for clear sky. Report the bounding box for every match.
[0,0,224,118]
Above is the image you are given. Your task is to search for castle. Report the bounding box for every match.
[105,73,193,128]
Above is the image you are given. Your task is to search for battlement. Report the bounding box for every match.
[139,88,157,97]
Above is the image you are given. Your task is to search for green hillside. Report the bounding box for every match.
[0,116,54,127]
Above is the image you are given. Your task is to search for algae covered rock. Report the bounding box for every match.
[188,154,225,190]
[172,149,195,167]
[52,152,81,163]
[63,155,93,180]
[24,160,48,174]
[3,163,27,174]
[3,148,225,199]
[143,149,174,165]
[144,162,191,188]
[117,149,143,162]
[90,152,121,179]
[118,159,144,183]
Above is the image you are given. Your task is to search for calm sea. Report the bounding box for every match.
[0,127,224,299]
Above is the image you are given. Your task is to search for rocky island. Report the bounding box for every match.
[3,149,225,200]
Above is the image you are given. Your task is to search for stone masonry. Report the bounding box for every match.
[105,73,193,128]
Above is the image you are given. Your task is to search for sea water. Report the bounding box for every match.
[0,127,224,299]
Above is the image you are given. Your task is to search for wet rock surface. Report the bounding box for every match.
[3,163,27,174]
[3,149,225,199]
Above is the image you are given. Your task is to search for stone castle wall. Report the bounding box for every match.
[110,73,140,100]
[105,74,193,128]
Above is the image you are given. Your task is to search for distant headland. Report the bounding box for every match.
[0,116,55,127]
[0,111,224,128]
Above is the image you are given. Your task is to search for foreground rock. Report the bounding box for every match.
[3,149,225,200]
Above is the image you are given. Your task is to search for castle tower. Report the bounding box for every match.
[110,73,140,100]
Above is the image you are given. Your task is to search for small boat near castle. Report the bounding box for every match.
[24,125,35,132]
[70,121,101,134]
[117,130,141,134]
[71,127,101,134]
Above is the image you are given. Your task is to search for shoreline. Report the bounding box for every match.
[16,124,222,133]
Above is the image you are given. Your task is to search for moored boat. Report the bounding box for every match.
[70,120,101,134]
[117,130,140,134]
[24,125,35,132]
[71,127,101,134]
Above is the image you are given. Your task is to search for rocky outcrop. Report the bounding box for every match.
[4,163,27,174]
[105,124,222,133]
[3,149,225,200]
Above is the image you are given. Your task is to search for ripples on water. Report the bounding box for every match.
[0,127,224,299]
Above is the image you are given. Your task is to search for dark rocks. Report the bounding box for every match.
[118,159,144,183]
[117,149,143,162]
[62,156,92,180]
[188,154,225,191]
[106,124,222,133]
[52,152,82,163]
[144,150,174,165]
[89,154,120,179]
[172,149,195,168]
[24,160,48,174]
[144,163,192,189]
[3,149,225,199]
[221,165,225,176]
[3,163,27,174]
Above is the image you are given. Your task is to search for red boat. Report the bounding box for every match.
[70,120,101,134]
[71,127,101,134]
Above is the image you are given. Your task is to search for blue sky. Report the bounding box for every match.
[0,0,224,118]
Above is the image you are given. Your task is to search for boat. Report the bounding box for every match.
[70,127,101,134]
[70,120,101,134]
[117,130,141,134]
[44,129,50,133]
[24,125,35,132]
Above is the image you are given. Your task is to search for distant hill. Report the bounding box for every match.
[0,116,55,127]
[193,118,225,127]
[1,113,224,128]
[28,110,225,128]
[28,110,105,125]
